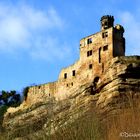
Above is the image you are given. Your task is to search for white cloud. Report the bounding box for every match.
[0,16,29,51]
[0,3,71,61]
[30,37,72,62]
[22,6,63,30]
[119,12,140,55]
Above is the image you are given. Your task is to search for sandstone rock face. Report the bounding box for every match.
[96,56,140,115]
[3,56,140,138]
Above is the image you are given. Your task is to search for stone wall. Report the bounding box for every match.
[26,82,57,105]
[25,16,125,103]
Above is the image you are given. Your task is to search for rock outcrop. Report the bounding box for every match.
[2,56,140,139]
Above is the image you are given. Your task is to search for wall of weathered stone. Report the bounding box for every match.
[25,20,125,103]
[26,82,57,104]
[113,26,125,57]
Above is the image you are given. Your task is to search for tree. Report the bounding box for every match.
[0,90,21,107]
[1,90,9,105]
[23,87,29,101]
[8,94,21,107]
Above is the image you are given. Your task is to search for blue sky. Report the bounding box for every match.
[0,0,140,92]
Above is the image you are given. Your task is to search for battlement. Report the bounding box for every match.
[101,15,114,30]
[26,15,125,103]
[101,15,114,22]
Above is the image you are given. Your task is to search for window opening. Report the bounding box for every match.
[87,50,92,57]
[99,48,101,63]
[72,70,76,76]
[89,50,92,55]
[102,32,108,38]
[102,63,104,73]
[89,64,92,69]
[87,38,92,44]
[64,73,67,79]
[103,45,108,51]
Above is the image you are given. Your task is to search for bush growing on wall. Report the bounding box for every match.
[23,87,29,101]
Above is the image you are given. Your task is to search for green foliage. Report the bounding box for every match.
[0,105,8,117]
[10,90,16,96]
[8,94,21,107]
[0,90,21,107]
[23,86,29,101]
[1,91,9,105]
[0,105,8,132]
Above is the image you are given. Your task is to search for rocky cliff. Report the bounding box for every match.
[2,56,140,139]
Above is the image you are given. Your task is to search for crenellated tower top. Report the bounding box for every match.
[101,15,114,30]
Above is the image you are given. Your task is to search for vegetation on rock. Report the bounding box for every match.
[0,90,21,107]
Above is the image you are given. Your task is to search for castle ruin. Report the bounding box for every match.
[26,15,125,102]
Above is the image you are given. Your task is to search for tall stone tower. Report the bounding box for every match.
[101,15,125,57]
[79,15,125,76]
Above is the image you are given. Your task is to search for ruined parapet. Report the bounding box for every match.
[25,82,57,105]
[23,15,126,103]
[101,15,114,30]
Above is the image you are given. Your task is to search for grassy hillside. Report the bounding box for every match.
[0,104,140,140]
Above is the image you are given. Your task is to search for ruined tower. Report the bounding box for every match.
[101,15,125,57]
[101,15,114,30]
[79,15,125,76]
[27,15,126,101]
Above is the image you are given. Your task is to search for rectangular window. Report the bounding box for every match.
[103,45,108,51]
[87,50,92,57]
[89,50,92,55]
[64,73,67,79]
[102,32,108,38]
[71,82,73,86]
[89,64,92,69]
[87,51,89,57]
[72,70,75,76]
[87,38,92,44]
[99,48,101,63]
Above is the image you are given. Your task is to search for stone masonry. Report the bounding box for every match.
[26,15,125,103]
